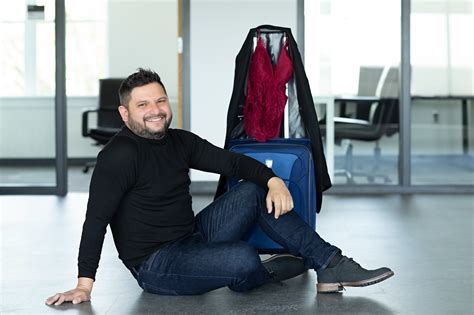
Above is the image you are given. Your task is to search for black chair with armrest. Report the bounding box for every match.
[321,96,398,184]
[320,66,399,184]
[82,78,125,173]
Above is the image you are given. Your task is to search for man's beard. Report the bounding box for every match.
[128,114,172,140]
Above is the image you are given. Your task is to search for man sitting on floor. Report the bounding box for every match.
[46,68,393,306]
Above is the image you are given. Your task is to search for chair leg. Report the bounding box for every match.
[82,161,96,173]
[345,143,355,184]
[334,141,356,184]
[335,140,392,184]
[367,142,381,183]
[363,141,391,184]
[374,142,381,168]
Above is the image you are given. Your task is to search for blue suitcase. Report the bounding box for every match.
[227,138,317,253]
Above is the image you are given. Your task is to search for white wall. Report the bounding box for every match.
[189,0,298,181]
[0,96,179,158]
[0,0,179,159]
[411,67,473,96]
[0,97,98,158]
[107,0,178,99]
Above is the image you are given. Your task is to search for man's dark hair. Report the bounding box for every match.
[119,68,167,107]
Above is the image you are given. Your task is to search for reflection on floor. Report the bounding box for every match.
[1,194,472,314]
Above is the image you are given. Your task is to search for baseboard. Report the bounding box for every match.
[0,158,95,167]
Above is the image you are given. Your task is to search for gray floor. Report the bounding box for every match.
[1,193,473,314]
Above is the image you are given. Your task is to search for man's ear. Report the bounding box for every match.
[118,105,129,123]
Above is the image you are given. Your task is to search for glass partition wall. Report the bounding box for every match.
[0,0,179,194]
[410,0,474,185]
[305,0,401,186]
[65,0,178,192]
[0,0,65,193]
[1,0,472,194]
[304,0,473,191]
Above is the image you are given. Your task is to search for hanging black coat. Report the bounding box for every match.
[215,25,332,213]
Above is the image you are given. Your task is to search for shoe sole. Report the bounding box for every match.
[317,270,394,293]
[261,253,304,263]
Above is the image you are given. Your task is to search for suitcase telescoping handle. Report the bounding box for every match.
[283,86,290,138]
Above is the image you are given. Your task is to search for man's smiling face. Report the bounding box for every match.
[119,82,173,140]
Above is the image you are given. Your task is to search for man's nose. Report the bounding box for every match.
[150,102,164,114]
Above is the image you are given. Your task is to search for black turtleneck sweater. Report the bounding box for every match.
[78,127,276,280]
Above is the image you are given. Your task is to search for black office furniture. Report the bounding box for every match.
[321,97,398,184]
[321,66,399,184]
[82,78,124,173]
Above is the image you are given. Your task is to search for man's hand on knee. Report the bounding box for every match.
[266,177,294,219]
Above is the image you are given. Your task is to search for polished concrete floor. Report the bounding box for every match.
[1,193,473,314]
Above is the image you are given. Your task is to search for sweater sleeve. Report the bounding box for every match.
[182,131,276,188]
[77,137,138,280]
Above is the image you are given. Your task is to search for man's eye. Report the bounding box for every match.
[138,103,145,107]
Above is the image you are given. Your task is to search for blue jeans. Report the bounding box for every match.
[133,181,339,295]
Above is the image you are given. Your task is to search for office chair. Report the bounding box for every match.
[321,66,399,184]
[82,78,125,173]
[337,66,384,119]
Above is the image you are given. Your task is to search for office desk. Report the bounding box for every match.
[412,95,473,154]
[314,95,472,181]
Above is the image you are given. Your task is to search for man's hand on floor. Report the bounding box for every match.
[45,277,93,306]
[266,177,294,219]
